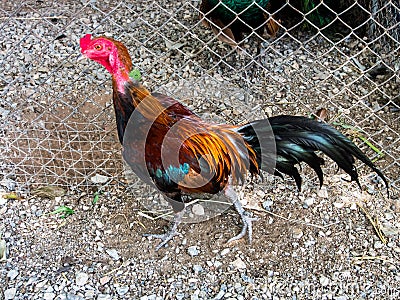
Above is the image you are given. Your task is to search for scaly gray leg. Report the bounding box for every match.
[225,185,258,244]
[143,209,185,251]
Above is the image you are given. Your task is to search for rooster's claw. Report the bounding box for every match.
[227,214,258,244]
[143,231,180,251]
[143,209,185,251]
[224,186,258,244]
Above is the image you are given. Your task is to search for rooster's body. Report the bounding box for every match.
[80,34,388,250]
[113,79,259,213]
[200,0,280,46]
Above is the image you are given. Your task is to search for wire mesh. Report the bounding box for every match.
[0,0,399,197]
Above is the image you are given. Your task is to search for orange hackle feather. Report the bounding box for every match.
[178,123,259,189]
[127,85,176,126]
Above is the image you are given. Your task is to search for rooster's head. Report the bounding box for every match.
[80,34,132,75]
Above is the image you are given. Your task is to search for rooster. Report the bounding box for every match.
[199,0,280,47]
[80,34,388,250]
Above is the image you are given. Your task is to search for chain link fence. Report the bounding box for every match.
[0,0,399,197]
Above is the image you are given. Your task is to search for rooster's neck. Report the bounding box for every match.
[112,69,130,94]
[112,80,135,145]
[108,47,131,94]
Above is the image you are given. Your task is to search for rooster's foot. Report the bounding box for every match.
[227,211,258,244]
[225,185,258,244]
[143,231,180,251]
[143,209,184,251]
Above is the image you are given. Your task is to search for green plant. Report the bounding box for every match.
[50,206,75,219]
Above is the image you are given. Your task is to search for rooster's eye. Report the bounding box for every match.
[94,44,102,50]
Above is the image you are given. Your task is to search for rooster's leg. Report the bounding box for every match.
[225,185,258,244]
[143,209,184,251]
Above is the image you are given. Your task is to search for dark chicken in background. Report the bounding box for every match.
[199,0,280,47]
[80,34,388,250]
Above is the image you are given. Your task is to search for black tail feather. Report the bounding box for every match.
[239,115,389,194]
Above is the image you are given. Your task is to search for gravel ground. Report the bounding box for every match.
[1,0,400,299]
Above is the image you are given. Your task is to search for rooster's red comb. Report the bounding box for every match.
[80,34,92,51]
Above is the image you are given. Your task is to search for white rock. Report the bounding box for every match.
[304,198,314,207]
[191,289,200,300]
[7,269,18,280]
[320,275,330,287]
[374,241,384,249]
[43,292,56,300]
[384,212,394,220]
[35,279,48,290]
[100,276,111,285]
[214,74,224,82]
[106,248,120,260]
[317,187,328,198]
[381,223,399,236]
[220,248,230,256]
[27,277,38,285]
[116,286,129,296]
[75,272,89,286]
[4,288,17,300]
[256,190,265,198]
[95,220,104,229]
[333,202,345,209]
[165,40,185,50]
[0,197,7,205]
[231,257,246,269]
[85,290,95,298]
[90,174,110,184]
[342,66,352,73]
[192,204,204,216]
[193,265,203,273]
[187,246,199,256]
[263,200,273,210]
